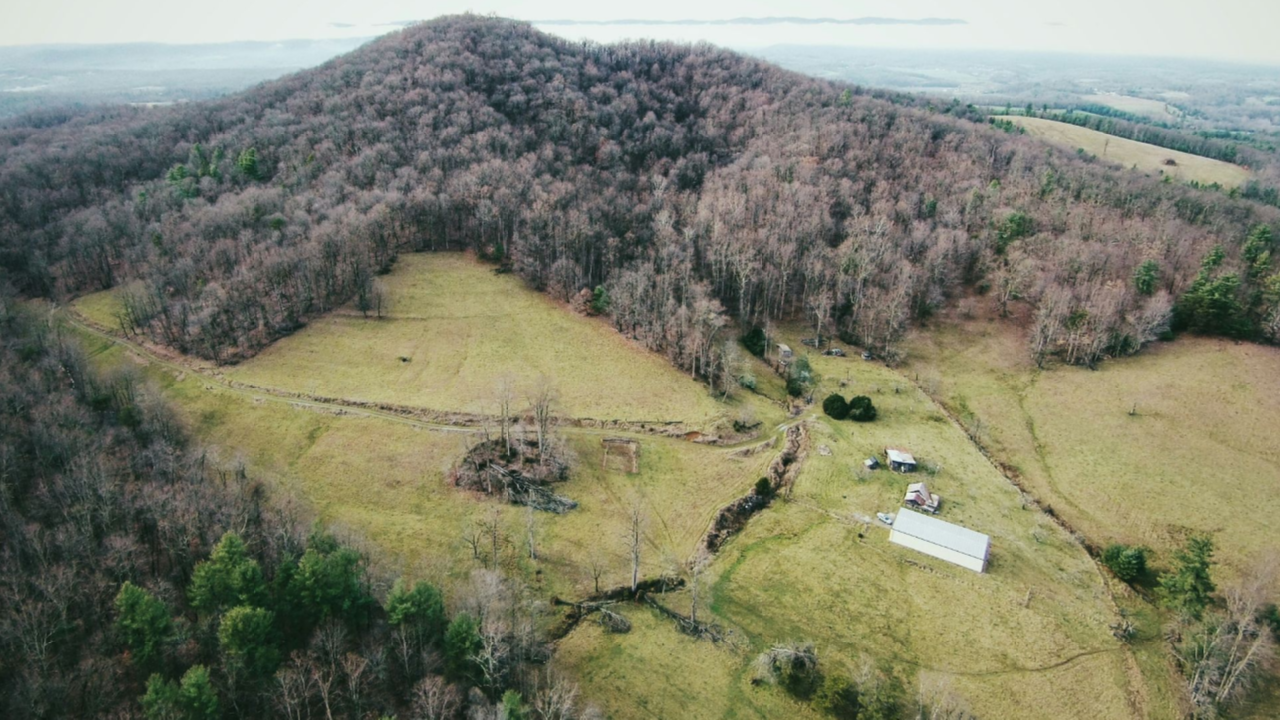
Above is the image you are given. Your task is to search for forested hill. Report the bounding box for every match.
[2,15,1278,371]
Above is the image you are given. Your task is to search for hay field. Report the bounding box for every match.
[904,319,1280,590]
[1083,93,1183,122]
[224,253,733,427]
[1001,116,1251,187]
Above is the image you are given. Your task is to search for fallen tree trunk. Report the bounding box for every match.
[643,595,727,642]
[547,576,684,641]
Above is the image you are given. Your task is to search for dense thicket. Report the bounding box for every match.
[2,15,1278,374]
[0,295,591,719]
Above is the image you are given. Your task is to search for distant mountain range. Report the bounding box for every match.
[531,16,966,26]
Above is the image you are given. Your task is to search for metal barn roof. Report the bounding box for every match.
[890,509,989,560]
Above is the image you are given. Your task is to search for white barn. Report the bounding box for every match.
[888,509,990,573]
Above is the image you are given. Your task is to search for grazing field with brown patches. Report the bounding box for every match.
[693,328,1154,720]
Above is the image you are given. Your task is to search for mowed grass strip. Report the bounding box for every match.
[224,253,730,426]
[905,320,1280,590]
[1001,115,1251,187]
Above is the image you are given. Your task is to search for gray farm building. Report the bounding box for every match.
[888,509,990,573]
[886,448,917,473]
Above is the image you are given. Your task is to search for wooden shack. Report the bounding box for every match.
[886,448,918,473]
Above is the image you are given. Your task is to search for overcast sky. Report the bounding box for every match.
[6,0,1279,65]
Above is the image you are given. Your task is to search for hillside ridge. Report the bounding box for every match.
[1,14,1277,375]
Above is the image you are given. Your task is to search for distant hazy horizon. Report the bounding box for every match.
[5,1,1280,66]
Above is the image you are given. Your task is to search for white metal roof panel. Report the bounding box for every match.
[891,508,989,560]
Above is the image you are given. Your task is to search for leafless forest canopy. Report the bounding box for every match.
[2,15,1278,377]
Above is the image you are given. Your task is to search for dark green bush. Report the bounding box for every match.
[1101,544,1148,582]
[1262,603,1280,642]
[847,396,877,422]
[741,326,767,357]
[812,674,860,719]
[779,661,822,700]
[754,477,773,498]
[822,394,849,419]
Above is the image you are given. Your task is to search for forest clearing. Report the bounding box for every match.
[66,252,1172,720]
[1083,93,1185,122]
[1000,115,1252,186]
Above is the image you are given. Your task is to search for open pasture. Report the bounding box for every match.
[904,319,1280,591]
[64,309,774,600]
[1083,93,1183,122]
[62,277,1180,719]
[221,253,738,429]
[1001,115,1251,187]
[684,330,1159,720]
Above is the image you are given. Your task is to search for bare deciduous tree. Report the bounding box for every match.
[460,521,484,562]
[626,504,645,593]
[494,374,516,458]
[917,673,978,720]
[528,376,558,466]
[410,675,462,720]
[1174,555,1278,717]
[525,505,538,562]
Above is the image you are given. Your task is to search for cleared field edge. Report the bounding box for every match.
[219,252,753,428]
[999,115,1251,187]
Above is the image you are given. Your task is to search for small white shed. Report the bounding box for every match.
[889,508,990,573]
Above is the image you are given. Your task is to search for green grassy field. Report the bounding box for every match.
[68,321,776,600]
[904,319,1280,592]
[222,253,735,427]
[554,606,823,720]
[1083,93,1183,123]
[1000,116,1251,187]
[63,260,1173,719]
[684,329,1156,720]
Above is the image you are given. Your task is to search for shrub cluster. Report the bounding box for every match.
[823,394,877,422]
[1100,543,1149,583]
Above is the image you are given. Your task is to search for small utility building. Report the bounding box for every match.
[903,482,941,513]
[886,448,917,473]
[777,343,794,363]
[889,509,990,573]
